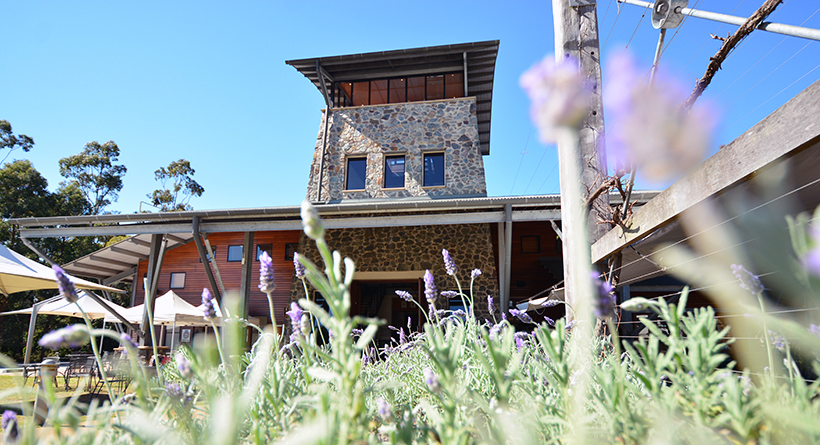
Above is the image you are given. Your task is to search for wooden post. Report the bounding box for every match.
[553,0,610,319]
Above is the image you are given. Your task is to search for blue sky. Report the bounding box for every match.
[2,1,819,215]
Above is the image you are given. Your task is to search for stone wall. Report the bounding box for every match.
[305,98,487,201]
[289,223,498,317]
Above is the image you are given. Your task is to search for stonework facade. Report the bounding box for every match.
[289,223,498,316]
[305,98,487,202]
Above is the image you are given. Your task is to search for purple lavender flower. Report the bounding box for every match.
[769,330,788,352]
[520,55,590,143]
[2,410,17,443]
[423,368,441,394]
[487,295,496,315]
[509,308,533,324]
[423,270,437,304]
[730,264,765,295]
[605,52,715,182]
[514,332,530,351]
[259,251,276,294]
[120,333,137,356]
[395,290,414,302]
[591,273,616,318]
[441,249,458,276]
[376,397,394,422]
[541,299,560,308]
[165,382,186,402]
[201,288,216,321]
[176,353,192,380]
[300,200,324,240]
[810,324,820,338]
[286,302,303,337]
[471,269,482,279]
[293,252,306,280]
[565,320,575,330]
[489,322,504,341]
[52,265,78,303]
[38,324,90,349]
[544,317,555,327]
[440,290,458,299]
[452,309,467,318]
[351,328,364,337]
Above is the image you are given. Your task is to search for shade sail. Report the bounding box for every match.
[0,245,123,296]
[0,290,129,319]
[105,290,222,326]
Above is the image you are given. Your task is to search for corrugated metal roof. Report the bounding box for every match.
[285,40,500,155]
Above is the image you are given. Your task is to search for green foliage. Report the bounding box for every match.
[0,119,34,165]
[58,141,127,215]
[147,159,204,212]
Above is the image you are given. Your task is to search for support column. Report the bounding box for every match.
[140,234,164,346]
[239,231,255,319]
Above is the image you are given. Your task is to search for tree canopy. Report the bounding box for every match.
[148,159,204,212]
[0,120,34,165]
[59,141,127,215]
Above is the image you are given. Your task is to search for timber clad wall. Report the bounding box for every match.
[135,231,301,321]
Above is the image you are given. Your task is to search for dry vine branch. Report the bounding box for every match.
[681,0,784,110]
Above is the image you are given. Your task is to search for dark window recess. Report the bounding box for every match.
[346,158,367,190]
[227,245,243,262]
[199,246,217,263]
[285,243,298,261]
[521,235,541,254]
[256,244,273,261]
[332,72,465,107]
[423,153,445,187]
[170,273,186,289]
[384,155,405,188]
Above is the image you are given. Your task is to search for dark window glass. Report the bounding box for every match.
[384,155,405,188]
[445,72,464,99]
[370,79,388,105]
[346,157,367,190]
[339,82,353,106]
[427,75,444,100]
[352,81,369,106]
[227,245,243,262]
[256,244,272,261]
[388,78,406,103]
[521,235,541,254]
[407,76,425,102]
[423,153,445,187]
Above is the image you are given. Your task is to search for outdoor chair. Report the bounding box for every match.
[64,354,97,391]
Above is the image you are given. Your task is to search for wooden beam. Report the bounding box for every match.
[591,78,820,264]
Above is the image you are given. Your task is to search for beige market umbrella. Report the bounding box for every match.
[0,245,122,296]
[0,290,129,319]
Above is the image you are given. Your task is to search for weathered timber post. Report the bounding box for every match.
[552,0,610,320]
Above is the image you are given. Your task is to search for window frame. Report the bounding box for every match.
[332,72,465,107]
[256,244,273,261]
[383,154,406,189]
[422,152,446,188]
[520,235,541,254]
[169,272,186,289]
[227,245,244,262]
[345,156,368,191]
[199,246,217,263]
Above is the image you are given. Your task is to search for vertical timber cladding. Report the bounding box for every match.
[305,98,488,201]
[290,223,500,317]
[135,230,301,322]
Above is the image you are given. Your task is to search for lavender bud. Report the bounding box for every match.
[520,55,590,143]
[176,354,192,380]
[487,295,495,314]
[376,397,394,422]
[440,290,458,299]
[591,273,616,318]
[423,368,441,394]
[300,200,324,240]
[509,308,533,324]
[52,265,78,303]
[514,332,529,351]
[38,324,90,350]
[541,299,560,308]
[730,264,765,295]
[258,251,276,294]
[810,324,820,338]
[201,288,216,321]
[423,270,437,304]
[544,317,555,327]
[489,322,504,341]
[442,249,458,276]
[293,252,306,279]
[769,330,788,352]
[395,290,414,303]
[471,269,482,279]
[165,382,185,401]
[120,333,137,357]
[286,302,303,337]
[2,410,18,443]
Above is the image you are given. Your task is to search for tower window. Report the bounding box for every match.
[423,153,445,187]
[346,157,367,190]
[384,155,405,189]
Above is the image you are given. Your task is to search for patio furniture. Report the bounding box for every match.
[64,354,97,390]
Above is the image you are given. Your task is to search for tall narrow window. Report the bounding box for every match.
[346,157,367,190]
[370,79,388,105]
[427,75,444,100]
[445,72,464,99]
[227,245,243,262]
[384,155,405,188]
[388,78,406,103]
[407,76,425,102]
[352,81,369,106]
[423,153,445,187]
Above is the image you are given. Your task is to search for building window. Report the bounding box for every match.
[423,152,445,187]
[521,235,541,254]
[346,157,367,190]
[384,155,405,188]
[256,244,273,261]
[334,72,465,107]
[170,273,186,289]
[227,245,243,262]
[284,243,298,260]
[200,246,217,262]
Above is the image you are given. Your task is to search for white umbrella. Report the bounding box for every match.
[0,290,129,319]
[0,245,122,296]
[104,290,222,326]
